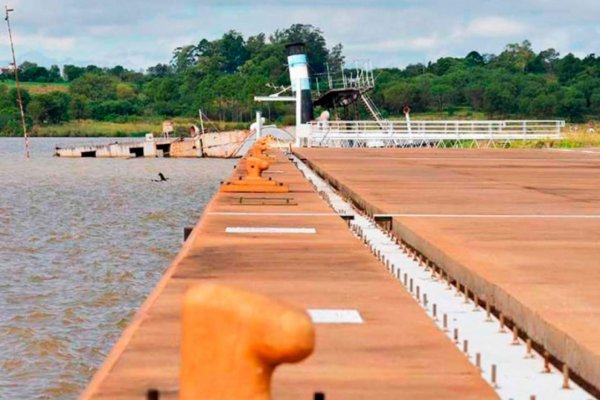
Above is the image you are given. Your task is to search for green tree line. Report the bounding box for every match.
[372,41,600,122]
[0,26,599,136]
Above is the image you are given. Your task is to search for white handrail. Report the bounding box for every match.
[308,119,564,147]
[310,120,564,135]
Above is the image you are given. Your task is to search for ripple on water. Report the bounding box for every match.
[1,357,25,371]
[142,210,169,222]
[149,245,175,259]
[61,306,87,324]
[0,137,235,399]
[88,290,124,308]
[24,336,70,359]
[41,380,81,400]
[1,326,36,340]
[11,311,54,324]
[30,274,58,283]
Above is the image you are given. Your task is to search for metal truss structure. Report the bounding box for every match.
[313,60,375,95]
[305,120,565,148]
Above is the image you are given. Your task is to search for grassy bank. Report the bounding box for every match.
[509,131,600,149]
[31,119,248,137]
[404,109,488,120]
[31,110,484,137]
[33,120,160,137]
[2,80,70,95]
[21,117,600,150]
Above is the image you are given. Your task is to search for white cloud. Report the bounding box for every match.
[0,34,75,52]
[0,0,598,70]
[347,35,440,53]
[532,29,570,53]
[464,17,527,38]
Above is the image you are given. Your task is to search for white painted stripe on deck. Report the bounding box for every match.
[225,227,316,234]
[307,156,600,162]
[377,214,600,219]
[307,309,364,324]
[546,148,600,154]
[212,212,340,217]
[293,154,592,399]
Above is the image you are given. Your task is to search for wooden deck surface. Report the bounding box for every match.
[295,147,600,391]
[79,151,496,399]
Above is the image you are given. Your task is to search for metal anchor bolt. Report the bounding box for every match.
[543,351,551,373]
[525,338,533,359]
[562,365,570,389]
[512,326,520,345]
[491,364,498,388]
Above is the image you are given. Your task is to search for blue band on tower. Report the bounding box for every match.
[288,54,308,67]
[297,79,311,91]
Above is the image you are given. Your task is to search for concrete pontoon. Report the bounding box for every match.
[55,131,251,158]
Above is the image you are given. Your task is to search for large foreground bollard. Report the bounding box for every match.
[180,284,315,400]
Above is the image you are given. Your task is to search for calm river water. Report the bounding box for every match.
[0,138,235,399]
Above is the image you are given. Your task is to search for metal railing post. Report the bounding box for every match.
[256,111,262,140]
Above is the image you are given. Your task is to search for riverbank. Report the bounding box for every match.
[3,118,599,149]
[509,131,600,149]
[26,119,248,137]
[2,80,70,95]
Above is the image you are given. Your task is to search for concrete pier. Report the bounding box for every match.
[55,139,165,158]
[79,150,496,399]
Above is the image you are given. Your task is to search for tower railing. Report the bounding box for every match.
[313,60,375,96]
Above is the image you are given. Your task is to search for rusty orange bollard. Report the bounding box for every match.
[180,284,315,400]
[245,157,273,182]
[250,141,274,162]
[221,156,289,193]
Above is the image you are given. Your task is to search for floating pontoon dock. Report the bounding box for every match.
[79,150,497,400]
[79,147,600,399]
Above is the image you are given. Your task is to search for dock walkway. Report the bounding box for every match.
[80,151,496,399]
[295,147,600,392]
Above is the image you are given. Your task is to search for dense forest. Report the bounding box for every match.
[0,24,599,136]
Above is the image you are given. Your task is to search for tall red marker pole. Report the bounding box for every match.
[5,5,30,158]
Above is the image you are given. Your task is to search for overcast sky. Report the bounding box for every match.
[2,0,599,71]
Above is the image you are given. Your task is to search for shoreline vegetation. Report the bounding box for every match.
[2,117,598,150]
[3,102,599,149]
[1,24,600,149]
[29,119,248,137]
